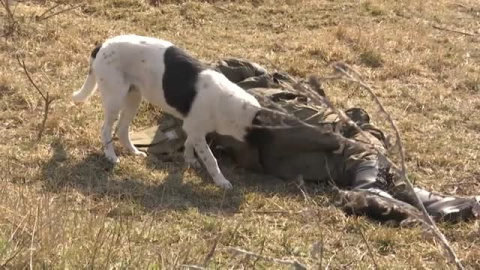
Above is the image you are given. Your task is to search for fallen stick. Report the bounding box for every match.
[35,3,84,22]
[227,246,307,270]
[360,229,379,270]
[433,25,477,37]
[310,62,465,270]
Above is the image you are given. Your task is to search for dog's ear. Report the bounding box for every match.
[254,108,297,129]
[251,109,267,126]
[252,108,283,127]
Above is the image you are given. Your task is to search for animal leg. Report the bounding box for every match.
[190,136,232,189]
[117,86,146,157]
[98,77,130,163]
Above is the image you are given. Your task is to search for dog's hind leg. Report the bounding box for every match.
[117,86,147,157]
[98,78,129,164]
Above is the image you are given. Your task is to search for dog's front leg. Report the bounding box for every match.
[183,139,201,169]
[189,136,233,189]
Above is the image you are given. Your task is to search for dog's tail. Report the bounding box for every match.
[72,44,102,104]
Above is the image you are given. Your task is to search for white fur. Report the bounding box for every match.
[72,34,261,189]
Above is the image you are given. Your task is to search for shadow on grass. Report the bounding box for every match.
[41,139,330,217]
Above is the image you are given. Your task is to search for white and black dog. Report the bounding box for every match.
[72,34,269,189]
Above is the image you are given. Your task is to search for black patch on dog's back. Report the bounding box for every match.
[91,44,102,59]
[163,46,205,117]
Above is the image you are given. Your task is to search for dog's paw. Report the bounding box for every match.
[133,150,147,157]
[104,148,119,164]
[106,155,120,164]
[215,179,233,189]
[185,158,201,169]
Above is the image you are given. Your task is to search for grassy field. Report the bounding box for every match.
[1,0,480,268]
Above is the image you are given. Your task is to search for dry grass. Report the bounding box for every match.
[1,0,480,268]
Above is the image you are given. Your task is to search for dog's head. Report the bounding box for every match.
[244,108,274,147]
[225,97,262,142]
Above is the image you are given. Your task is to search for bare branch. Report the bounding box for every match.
[16,55,56,141]
[324,251,337,270]
[1,211,31,267]
[36,3,84,22]
[212,5,229,13]
[227,246,307,270]
[0,0,13,18]
[16,56,47,100]
[1,0,19,39]
[311,62,465,270]
[251,239,266,269]
[1,246,24,267]
[333,63,407,176]
[36,3,62,21]
[29,203,40,270]
[359,229,378,270]
[292,76,404,177]
[202,234,221,267]
[179,264,206,270]
[433,25,477,37]
[250,60,465,269]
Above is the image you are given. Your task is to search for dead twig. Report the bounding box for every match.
[452,3,480,16]
[0,0,13,18]
[16,55,56,142]
[359,229,378,270]
[324,251,337,270]
[319,236,325,270]
[0,213,31,266]
[332,63,407,176]
[223,223,241,247]
[295,175,321,209]
[213,5,229,13]
[251,239,266,269]
[227,246,307,270]
[315,62,465,270]
[432,25,477,37]
[251,210,292,214]
[2,245,25,267]
[311,237,325,270]
[35,3,84,22]
[1,0,19,38]
[202,233,221,267]
[443,181,479,187]
[259,62,463,268]
[29,203,40,270]
[294,176,331,269]
[299,75,402,176]
[453,3,470,9]
[35,3,62,21]
[179,264,206,270]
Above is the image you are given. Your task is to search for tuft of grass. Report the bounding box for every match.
[359,49,384,68]
[462,78,480,92]
[362,1,386,16]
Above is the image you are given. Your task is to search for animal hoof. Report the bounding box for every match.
[216,180,233,189]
